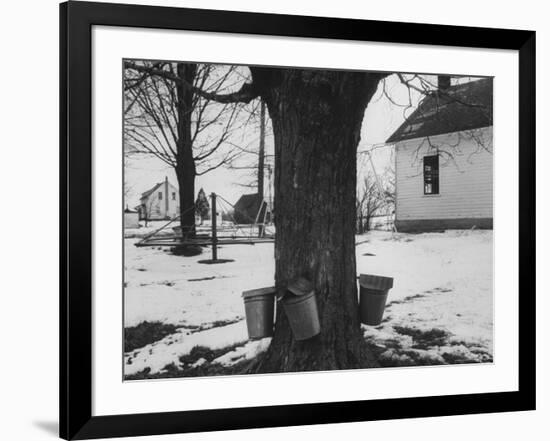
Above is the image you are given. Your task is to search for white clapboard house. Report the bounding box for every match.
[137,176,180,221]
[386,76,493,232]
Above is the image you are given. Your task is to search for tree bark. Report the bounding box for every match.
[175,63,198,238]
[251,69,383,373]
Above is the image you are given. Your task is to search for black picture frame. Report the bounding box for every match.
[60,1,536,439]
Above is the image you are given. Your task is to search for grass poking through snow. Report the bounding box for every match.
[125,321,178,353]
[125,343,252,380]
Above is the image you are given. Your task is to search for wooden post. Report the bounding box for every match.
[211,192,218,261]
[258,200,266,238]
[198,192,234,265]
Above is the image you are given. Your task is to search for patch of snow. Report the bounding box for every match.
[359,229,493,363]
[124,239,274,327]
[124,220,177,239]
[212,338,271,367]
[124,229,493,375]
[191,358,207,368]
[124,321,250,376]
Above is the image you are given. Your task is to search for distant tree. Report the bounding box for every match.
[228,100,273,198]
[194,188,210,224]
[356,173,381,233]
[124,61,246,238]
[141,196,158,228]
[356,163,396,234]
[123,156,133,200]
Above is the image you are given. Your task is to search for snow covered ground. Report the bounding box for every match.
[124,229,493,378]
[357,230,493,366]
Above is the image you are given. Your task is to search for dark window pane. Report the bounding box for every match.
[423,155,439,195]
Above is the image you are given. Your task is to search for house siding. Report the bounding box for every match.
[395,127,493,232]
[140,181,180,220]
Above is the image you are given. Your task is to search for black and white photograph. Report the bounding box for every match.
[123,61,494,380]
[0,0,543,439]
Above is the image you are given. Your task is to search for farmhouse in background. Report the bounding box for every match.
[387,76,493,232]
[137,176,180,221]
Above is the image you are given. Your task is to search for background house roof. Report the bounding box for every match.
[234,193,262,224]
[140,182,164,201]
[386,78,493,144]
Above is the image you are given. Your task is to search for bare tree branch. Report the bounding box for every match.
[124,61,260,104]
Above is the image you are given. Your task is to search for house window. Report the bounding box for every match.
[172,192,176,201]
[158,192,163,200]
[423,155,439,195]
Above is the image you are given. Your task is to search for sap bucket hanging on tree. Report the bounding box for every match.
[359,274,394,326]
[282,277,321,341]
[242,287,276,339]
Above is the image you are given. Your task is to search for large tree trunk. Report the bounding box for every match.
[175,162,195,237]
[175,63,198,238]
[251,69,383,373]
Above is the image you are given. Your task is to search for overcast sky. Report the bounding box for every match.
[124,71,444,208]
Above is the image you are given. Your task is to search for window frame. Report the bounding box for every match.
[423,154,440,195]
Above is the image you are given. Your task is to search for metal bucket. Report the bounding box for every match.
[283,278,321,341]
[242,287,276,339]
[359,274,394,326]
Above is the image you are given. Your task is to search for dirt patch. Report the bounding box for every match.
[188,276,216,282]
[179,344,243,365]
[124,343,251,380]
[365,324,493,367]
[170,245,203,256]
[393,325,450,349]
[167,318,244,337]
[124,321,178,353]
[182,317,244,334]
[386,293,426,306]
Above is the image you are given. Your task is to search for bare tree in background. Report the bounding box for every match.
[140,196,158,228]
[356,149,396,234]
[228,100,273,197]
[356,173,382,234]
[124,61,246,239]
[358,157,396,233]
[123,155,133,200]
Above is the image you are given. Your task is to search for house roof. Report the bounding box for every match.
[235,193,261,207]
[235,193,261,211]
[234,193,262,223]
[386,78,493,144]
[140,182,163,201]
[140,179,178,200]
